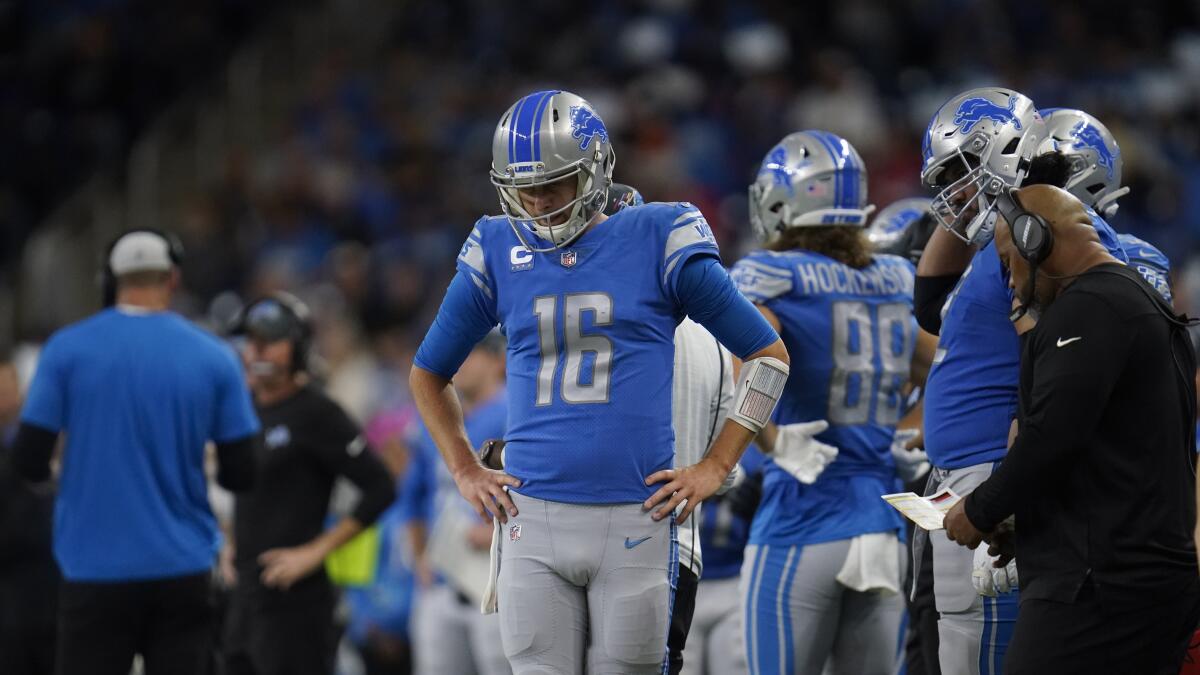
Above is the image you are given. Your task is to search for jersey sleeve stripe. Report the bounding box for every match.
[673,209,704,226]
[458,240,488,279]
[469,274,494,300]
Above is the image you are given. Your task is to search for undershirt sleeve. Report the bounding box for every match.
[677,256,780,360]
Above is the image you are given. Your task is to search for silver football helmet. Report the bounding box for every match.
[921,87,1045,245]
[748,130,874,245]
[490,90,614,252]
[1038,108,1128,218]
[867,197,932,249]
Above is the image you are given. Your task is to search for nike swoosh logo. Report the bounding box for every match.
[1139,248,1158,258]
[624,536,652,549]
[1056,336,1082,347]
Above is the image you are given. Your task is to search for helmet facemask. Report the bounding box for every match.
[492,146,613,253]
[924,140,1010,245]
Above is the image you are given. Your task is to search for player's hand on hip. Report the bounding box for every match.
[453,462,521,523]
[644,458,727,524]
[943,499,985,549]
[772,419,838,484]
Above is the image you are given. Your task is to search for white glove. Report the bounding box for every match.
[891,428,930,483]
[971,546,1018,597]
[772,420,838,484]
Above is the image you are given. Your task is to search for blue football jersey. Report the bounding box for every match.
[732,250,915,545]
[1118,233,1172,303]
[455,202,720,504]
[924,209,1129,469]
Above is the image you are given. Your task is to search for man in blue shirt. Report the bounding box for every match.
[409,90,789,674]
[12,230,260,675]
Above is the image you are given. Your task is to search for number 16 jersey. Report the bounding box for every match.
[732,249,914,545]
[456,202,720,504]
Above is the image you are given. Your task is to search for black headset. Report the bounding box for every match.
[100,229,186,307]
[229,292,314,373]
[995,188,1053,265]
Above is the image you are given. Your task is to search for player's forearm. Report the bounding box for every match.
[409,365,480,480]
[312,517,365,558]
[916,225,974,276]
[704,421,756,475]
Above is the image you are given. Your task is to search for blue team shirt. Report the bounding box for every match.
[924,210,1129,469]
[423,202,722,504]
[1118,233,1172,303]
[21,309,260,581]
[732,250,915,545]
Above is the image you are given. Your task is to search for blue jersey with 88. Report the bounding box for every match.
[455,202,719,504]
[732,250,914,545]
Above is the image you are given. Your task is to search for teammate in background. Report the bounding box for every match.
[345,408,420,675]
[409,90,789,674]
[223,293,395,675]
[732,131,916,675]
[402,333,510,675]
[914,88,1130,675]
[1038,107,1174,303]
[12,230,260,675]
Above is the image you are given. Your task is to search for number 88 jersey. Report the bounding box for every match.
[732,249,915,545]
[457,202,720,504]
[732,250,916,474]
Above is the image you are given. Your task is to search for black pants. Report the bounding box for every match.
[0,626,55,675]
[668,564,700,675]
[56,572,215,675]
[1005,581,1200,675]
[222,582,338,675]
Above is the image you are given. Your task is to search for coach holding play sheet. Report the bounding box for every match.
[942,185,1200,674]
[11,230,260,675]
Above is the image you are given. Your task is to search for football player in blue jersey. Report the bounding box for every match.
[732,131,918,675]
[408,90,790,675]
[1039,107,1174,303]
[914,88,1131,675]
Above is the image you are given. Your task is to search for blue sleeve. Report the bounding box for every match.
[413,271,499,379]
[21,339,67,432]
[661,204,722,306]
[678,256,780,359]
[212,346,261,442]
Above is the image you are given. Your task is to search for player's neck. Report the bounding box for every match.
[115,287,170,312]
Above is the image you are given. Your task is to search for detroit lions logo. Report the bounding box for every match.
[953,96,1022,134]
[1070,121,1117,179]
[569,106,608,151]
[762,146,794,195]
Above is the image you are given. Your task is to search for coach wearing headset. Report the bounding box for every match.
[942,185,1200,673]
[11,230,260,675]
[222,293,394,675]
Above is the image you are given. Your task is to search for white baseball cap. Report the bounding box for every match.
[109,231,174,275]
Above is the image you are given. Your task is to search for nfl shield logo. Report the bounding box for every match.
[509,524,522,542]
[560,250,577,268]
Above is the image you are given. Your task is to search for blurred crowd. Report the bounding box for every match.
[0,0,294,270]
